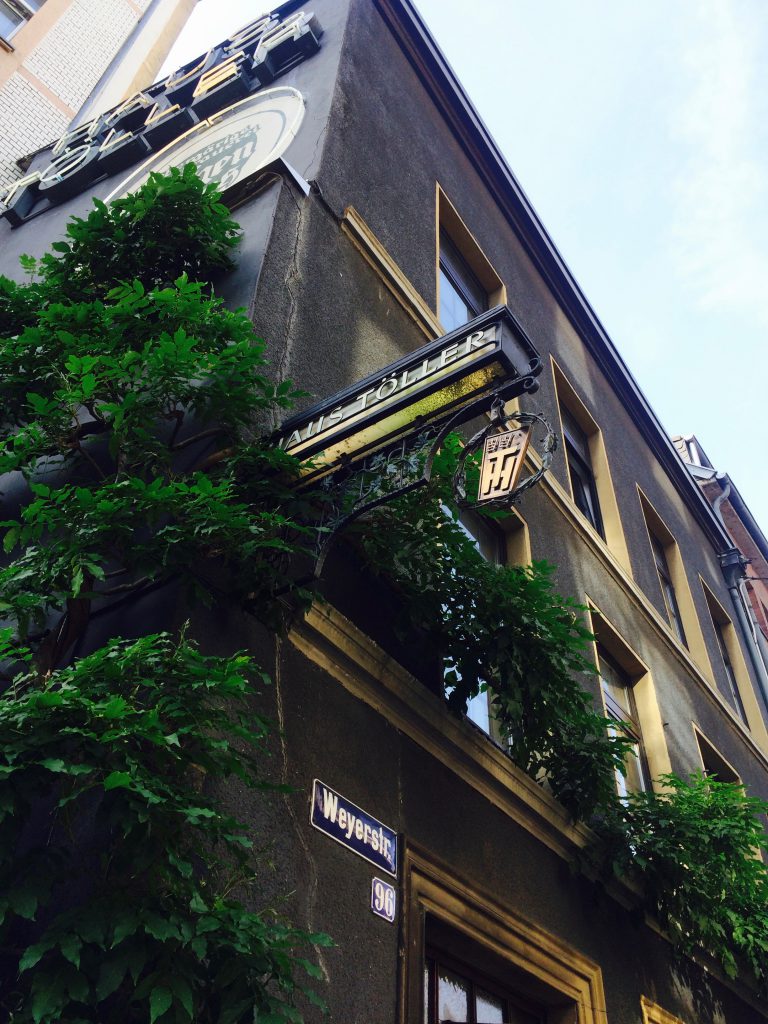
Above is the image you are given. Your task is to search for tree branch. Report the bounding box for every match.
[170,426,226,452]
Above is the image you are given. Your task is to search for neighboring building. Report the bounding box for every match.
[0,0,197,195]
[3,3,768,1023]
[675,434,768,715]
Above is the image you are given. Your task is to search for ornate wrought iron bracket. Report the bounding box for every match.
[310,381,553,579]
[452,396,557,511]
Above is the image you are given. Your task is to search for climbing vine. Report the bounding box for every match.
[0,165,325,1023]
[2,163,768,1016]
[354,438,632,820]
[598,772,768,987]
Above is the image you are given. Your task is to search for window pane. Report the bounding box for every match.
[438,966,469,1022]
[424,962,431,1024]
[0,1,25,36]
[445,507,503,738]
[565,443,603,535]
[714,621,747,723]
[440,266,474,333]
[466,689,491,733]
[459,508,504,564]
[608,719,647,796]
[476,988,505,1022]
[561,407,590,463]
[622,736,647,794]
[599,652,633,719]
[439,230,487,332]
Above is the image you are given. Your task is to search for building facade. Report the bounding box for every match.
[0,0,196,195]
[2,2,768,1022]
[675,434,768,712]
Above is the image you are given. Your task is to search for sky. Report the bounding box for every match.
[161,0,768,529]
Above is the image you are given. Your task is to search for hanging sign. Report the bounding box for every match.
[310,779,398,877]
[477,425,532,503]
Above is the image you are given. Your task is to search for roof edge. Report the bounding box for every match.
[376,0,734,554]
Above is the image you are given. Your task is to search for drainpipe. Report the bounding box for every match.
[720,547,768,720]
[708,472,768,718]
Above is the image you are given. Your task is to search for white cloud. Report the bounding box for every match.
[667,0,768,324]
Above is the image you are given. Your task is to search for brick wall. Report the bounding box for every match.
[0,0,145,200]
[0,73,70,191]
[25,0,142,111]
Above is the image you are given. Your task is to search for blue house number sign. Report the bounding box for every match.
[371,877,397,923]
[310,779,398,876]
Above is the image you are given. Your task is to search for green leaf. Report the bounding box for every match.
[103,771,132,791]
[59,933,82,968]
[19,943,46,972]
[10,888,37,920]
[97,956,126,1000]
[149,985,173,1023]
[169,976,194,1019]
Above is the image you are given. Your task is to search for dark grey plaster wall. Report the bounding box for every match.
[207,623,767,1024]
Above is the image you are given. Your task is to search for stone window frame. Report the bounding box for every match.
[550,359,631,572]
[586,599,672,793]
[640,996,686,1024]
[636,486,711,675]
[400,844,607,1024]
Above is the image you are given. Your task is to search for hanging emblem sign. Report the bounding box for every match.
[276,306,543,477]
[477,425,532,503]
[310,779,398,877]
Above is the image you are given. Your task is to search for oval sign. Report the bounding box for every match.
[107,86,305,199]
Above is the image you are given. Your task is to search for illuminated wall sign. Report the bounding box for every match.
[1,9,321,225]
[310,779,398,877]
[106,87,305,201]
[276,306,542,475]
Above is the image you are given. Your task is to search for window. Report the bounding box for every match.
[424,951,543,1024]
[694,727,740,784]
[713,618,743,715]
[597,644,650,797]
[436,186,505,333]
[448,507,505,737]
[0,0,45,40]
[637,489,710,669]
[403,848,607,1024]
[650,533,687,647]
[561,407,603,537]
[589,602,672,789]
[701,578,765,733]
[550,360,632,572]
[711,612,748,724]
[439,230,488,332]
